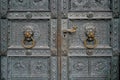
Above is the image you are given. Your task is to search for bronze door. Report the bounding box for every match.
[0,0,119,80]
[60,0,119,80]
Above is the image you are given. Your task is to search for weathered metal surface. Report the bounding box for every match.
[61,0,119,80]
[7,12,51,19]
[0,0,120,80]
[0,0,58,80]
[0,19,8,55]
[1,56,58,80]
[68,12,112,19]
[0,0,8,18]
[112,0,120,18]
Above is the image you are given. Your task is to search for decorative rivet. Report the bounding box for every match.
[86,50,93,55]
[26,12,32,19]
[25,50,32,55]
[87,12,93,18]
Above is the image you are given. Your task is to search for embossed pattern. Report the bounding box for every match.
[7,12,51,19]
[69,49,112,56]
[61,57,68,80]
[111,56,119,80]
[51,0,57,17]
[51,57,57,80]
[10,57,50,78]
[9,0,28,10]
[0,0,8,18]
[0,0,120,80]
[30,0,49,10]
[9,0,50,11]
[112,19,119,54]
[70,0,111,11]
[69,57,88,76]
[0,20,8,54]
[68,20,110,48]
[1,57,7,80]
[9,20,50,48]
[91,58,110,76]
[0,0,58,80]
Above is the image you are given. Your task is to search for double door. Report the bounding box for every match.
[0,0,119,80]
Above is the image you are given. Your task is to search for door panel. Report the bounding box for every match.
[0,18,58,79]
[0,0,58,80]
[61,0,119,80]
[68,20,111,47]
[69,57,89,77]
[90,57,110,77]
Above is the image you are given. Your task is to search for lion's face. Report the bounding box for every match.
[85,26,96,40]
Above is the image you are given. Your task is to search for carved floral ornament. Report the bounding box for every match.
[72,0,109,9]
[73,62,86,71]
[13,61,46,72]
[14,61,25,70]
[33,61,46,73]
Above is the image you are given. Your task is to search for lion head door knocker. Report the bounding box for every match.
[84,25,98,49]
[22,27,36,49]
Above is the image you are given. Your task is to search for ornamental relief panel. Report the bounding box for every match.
[70,0,111,11]
[69,57,88,76]
[9,0,28,10]
[9,0,50,11]
[30,0,50,10]
[91,58,110,76]
[10,57,49,76]
[9,20,50,48]
[31,58,49,75]
[68,20,110,48]
[11,57,29,76]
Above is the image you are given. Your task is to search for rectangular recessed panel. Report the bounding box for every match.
[69,57,88,77]
[68,57,111,79]
[9,20,50,48]
[30,0,50,11]
[10,57,50,77]
[11,57,30,76]
[90,57,111,77]
[68,20,111,48]
[9,0,29,11]
[69,0,111,11]
[30,57,50,76]
[9,0,50,11]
